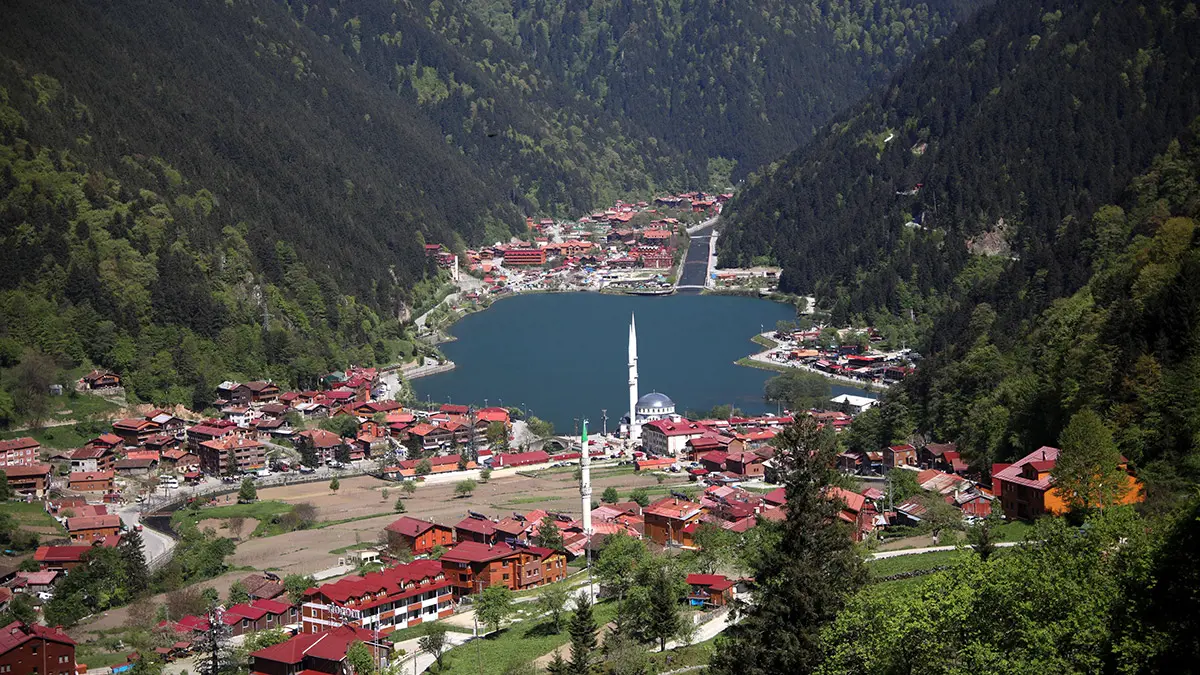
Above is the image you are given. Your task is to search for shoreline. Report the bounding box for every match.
[734,332,889,394]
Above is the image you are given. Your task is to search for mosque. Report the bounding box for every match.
[620,314,679,441]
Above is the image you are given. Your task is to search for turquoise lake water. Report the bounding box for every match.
[414,292,873,432]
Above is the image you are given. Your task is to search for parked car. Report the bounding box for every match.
[299,466,316,474]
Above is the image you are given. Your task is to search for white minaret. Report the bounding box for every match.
[628,314,641,442]
[580,419,592,535]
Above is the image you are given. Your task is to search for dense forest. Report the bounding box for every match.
[720,0,1200,321]
[465,0,984,181]
[717,0,1200,499]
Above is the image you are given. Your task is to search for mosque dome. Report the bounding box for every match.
[636,392,675,415]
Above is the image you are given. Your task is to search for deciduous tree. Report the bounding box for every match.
[1054,409,1129,512]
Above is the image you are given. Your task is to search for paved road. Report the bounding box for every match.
[117,502,175,568]
[869,541,1023,560]
[677,217,719,290]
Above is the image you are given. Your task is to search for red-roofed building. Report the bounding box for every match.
[453,516,500,546]
[251,623,390,675]
[643,497,704,548]
[34,545,95,572]
[0,621,75,675]
[68,470,115,494]
[440,542,566,596]
[86,433,125,453]
[641,419,706,458]
[70,446,115,473]
[67,514,121,543]
[384,517,454,555]
[2,464,51,498]
[884,444,918,468]
[0,438,39,467]
[111,418,160,447]
[993,446,1142,520]
[82,369,121,389]
[198,437,266,475]
[300,560,452,635]
[491,451,550,468]
[826,487,873,541]
[295,429,345,464]
[685,574,735,607]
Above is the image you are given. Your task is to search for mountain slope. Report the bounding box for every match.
[467,0,985,180]
[719,0,1200,323]
[279,0,698,215]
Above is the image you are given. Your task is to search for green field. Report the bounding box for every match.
[866,549,967,579]
[0,500,64,534]
[440,600,619,675]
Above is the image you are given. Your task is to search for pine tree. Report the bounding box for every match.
[119,528,150,595]
[708,417,867,675]
[567,591,598,675]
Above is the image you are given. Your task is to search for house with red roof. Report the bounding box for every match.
[68,470,115,494]
[300,560,452,635]
[295,429,345,464]
[453,514,501,545]
[685,574,735,608]
[440,541,566,596]
[993,446,1143,520]
[2,464,52,498]
[491,450,550,468]
[67,514,122,543]
[198,437,266,475]
[69,446,114,473]
[251,623,390,675]
[111,417,161,447]
[384,517,454,555]
[0,438,39,467]
[0,621,75,675]
[86,433,125,453]
[826,486,874,541]
[643,497,704,548]
[82,369,121,389]
[883,444,918,468]
[221,598,298,636]
[34,545,97,572]
[641,419,706,458]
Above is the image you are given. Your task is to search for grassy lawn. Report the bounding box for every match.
[0,500,65,537]
[751,334,779,349]
[0,421,107,450]
[995,520,1034,542]
[631,484,699,500]
[502,496,564,506]
[647,636,718,672]
[386,622,474,644]
[439,600,618,675]
[329,541,380,555]
[866,549,967,579]
[173,500,294,536]
[75,645,130,669]
[733,356,793,373]
[48,393,122,421]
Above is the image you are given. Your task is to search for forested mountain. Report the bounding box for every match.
[720,0,1200,321]
[277,0,696,215]
[717,0,1200,495]
[466,0,983,180]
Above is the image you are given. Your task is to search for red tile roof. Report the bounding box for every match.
[644,497,703,521]
[994,446,1060,490]
[35,545,94,563]
[0,622,75,655]
[252,624,379,665]
[0,438,39,453]
[440,541,518,564]
[67,514,121,531]
[2,463,50,478]
[385,517,440,538]
[685,574,734,592]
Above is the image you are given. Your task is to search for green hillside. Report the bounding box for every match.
[467,0,984,182]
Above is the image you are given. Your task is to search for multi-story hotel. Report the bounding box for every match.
[300,559,453,635]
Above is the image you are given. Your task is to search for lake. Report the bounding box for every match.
[414,292,875,432]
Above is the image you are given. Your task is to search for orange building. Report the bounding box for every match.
[384,517,454,555]
[643,497,705,548]
[68,470,116,494]
[993,446,1143,520]
[502,247,547,266]
[67,514,122,543]
[439,542,566,596]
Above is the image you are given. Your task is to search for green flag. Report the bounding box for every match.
[581,419,588,452]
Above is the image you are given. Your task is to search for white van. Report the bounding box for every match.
[162,476,179,489]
